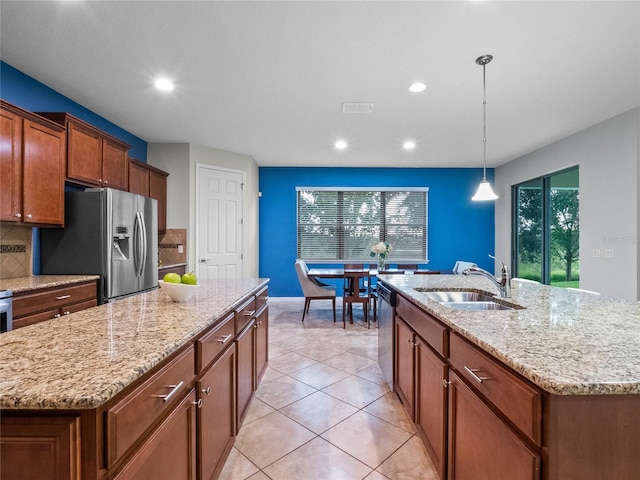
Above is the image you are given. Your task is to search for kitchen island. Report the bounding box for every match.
[378,274,640,480]
[0,278,269,480]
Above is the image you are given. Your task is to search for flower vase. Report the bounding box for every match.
[378,257,385,271]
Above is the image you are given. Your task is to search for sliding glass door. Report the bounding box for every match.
[512,167,579,287]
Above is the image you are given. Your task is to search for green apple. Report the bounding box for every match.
[163,272,182,284]
[181,271,197,285]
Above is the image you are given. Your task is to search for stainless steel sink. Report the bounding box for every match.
[439,301,515,311]
[417,290,523,311]
[422,291,496,303]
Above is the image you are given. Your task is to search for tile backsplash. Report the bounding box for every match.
[0,225,33,279]
[158,229,187,266]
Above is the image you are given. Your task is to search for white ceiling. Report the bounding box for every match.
[1,1,638,168]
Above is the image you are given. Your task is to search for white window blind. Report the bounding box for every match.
[296,187,428,261]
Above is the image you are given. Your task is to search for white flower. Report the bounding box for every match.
[370,242,392,258]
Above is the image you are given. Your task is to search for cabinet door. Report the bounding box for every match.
[128,161,149,196]
[415,341,448,480]
[114,390,197,480]
[0,107,22,222]
[447,371,540,480]
[0,415,81,480]
[394,316,415,419]
[254,305,269,386]
[67,121,101,185]
[102,138,128,190]
[198,343,236,480]
[149,169,167,232]
[236,318,256,431]
[22,119,65,225]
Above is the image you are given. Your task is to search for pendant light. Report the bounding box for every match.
[472,54,499,201]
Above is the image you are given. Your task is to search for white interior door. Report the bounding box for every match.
[196,164,244,279]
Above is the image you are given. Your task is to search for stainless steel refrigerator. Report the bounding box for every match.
[41,188,158,304]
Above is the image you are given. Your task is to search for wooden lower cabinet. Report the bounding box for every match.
[198,343,237,480]
[0,415,81,480]
[448,370,540,480]
[113,389,197,480]
[394,317,415,418]
[236,317,256,431]
[415,340,448,480]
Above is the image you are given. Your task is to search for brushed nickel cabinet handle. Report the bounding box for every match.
[464,366,489,384]
[242,310,256,317]
[216,334,233,344]
[155,381,184,402]
[56,295,71,300]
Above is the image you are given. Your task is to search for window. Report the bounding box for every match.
[512,167,579,287]
[296,187,428,261]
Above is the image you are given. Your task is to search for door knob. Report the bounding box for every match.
[199,258,207,263]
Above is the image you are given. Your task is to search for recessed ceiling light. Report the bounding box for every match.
[334,140,348,150]
[403,141,416,150]
[409,82,427,93]
[154,78,174,91]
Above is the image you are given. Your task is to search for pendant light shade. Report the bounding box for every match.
[472,54,498,202]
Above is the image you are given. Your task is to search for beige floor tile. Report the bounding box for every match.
[234,411,315,469]
[350,342,379,360]
[366,471,392,480]
[268,351,318,374]
[255,374,317,409]
[322,351,378,374]
[268,344,291,359]
[288,362,351,389]
[322,375,389,408]
[321,410,412,468]
[247,472,272,480]
[355,363,388,385]
[259,366,286,383]
[292,342,348,361]
[280,391,359,435]
[363,392,417,434]
[376,435,440,480]
[218,447,260,480]
[243,397,276,425]
[263,436,373,480]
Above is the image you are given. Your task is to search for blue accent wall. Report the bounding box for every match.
[259,167,495,296]
[0,62,147,160]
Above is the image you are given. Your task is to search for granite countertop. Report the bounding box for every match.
[0,278,269,410]
[379,274,640,396]
[0,274,101,293]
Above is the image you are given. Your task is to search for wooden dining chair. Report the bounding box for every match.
[342,269,371,328]
[397,264,418,271]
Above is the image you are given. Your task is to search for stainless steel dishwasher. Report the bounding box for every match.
[377,281,396,390]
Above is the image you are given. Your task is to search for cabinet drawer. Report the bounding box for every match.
[235,297,256,334]
[106,346,195,467]
[397,295,448,357]
[255,286,269,312]
[450,333,542,445]
[196,313,235,373]
[13,282,97,318]
[12,309,59,329]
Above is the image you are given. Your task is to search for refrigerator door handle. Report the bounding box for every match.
[139,211,148,277]
[134,212,144,278]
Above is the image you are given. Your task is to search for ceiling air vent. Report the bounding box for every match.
[341,102,374,114]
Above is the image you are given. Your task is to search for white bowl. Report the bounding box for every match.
[158,280,199,302]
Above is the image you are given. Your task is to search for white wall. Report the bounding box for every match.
[495,108,639,301]
[148,143,260,277]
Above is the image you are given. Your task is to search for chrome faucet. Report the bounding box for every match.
[462,254,511,298]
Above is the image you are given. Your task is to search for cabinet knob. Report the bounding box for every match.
[103,180,108,185]
[192,399,203,409]
[53,313,61,318]
[98,178,102,183]
[63,311,70,315]
[443,379,451,388]
[14,213,22,218]
[201,386,211,395]
[25,214,32,219]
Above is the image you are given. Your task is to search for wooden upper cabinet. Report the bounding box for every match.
[0,100,66,226]
[38,112,129,190]
[129,158,169,232]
